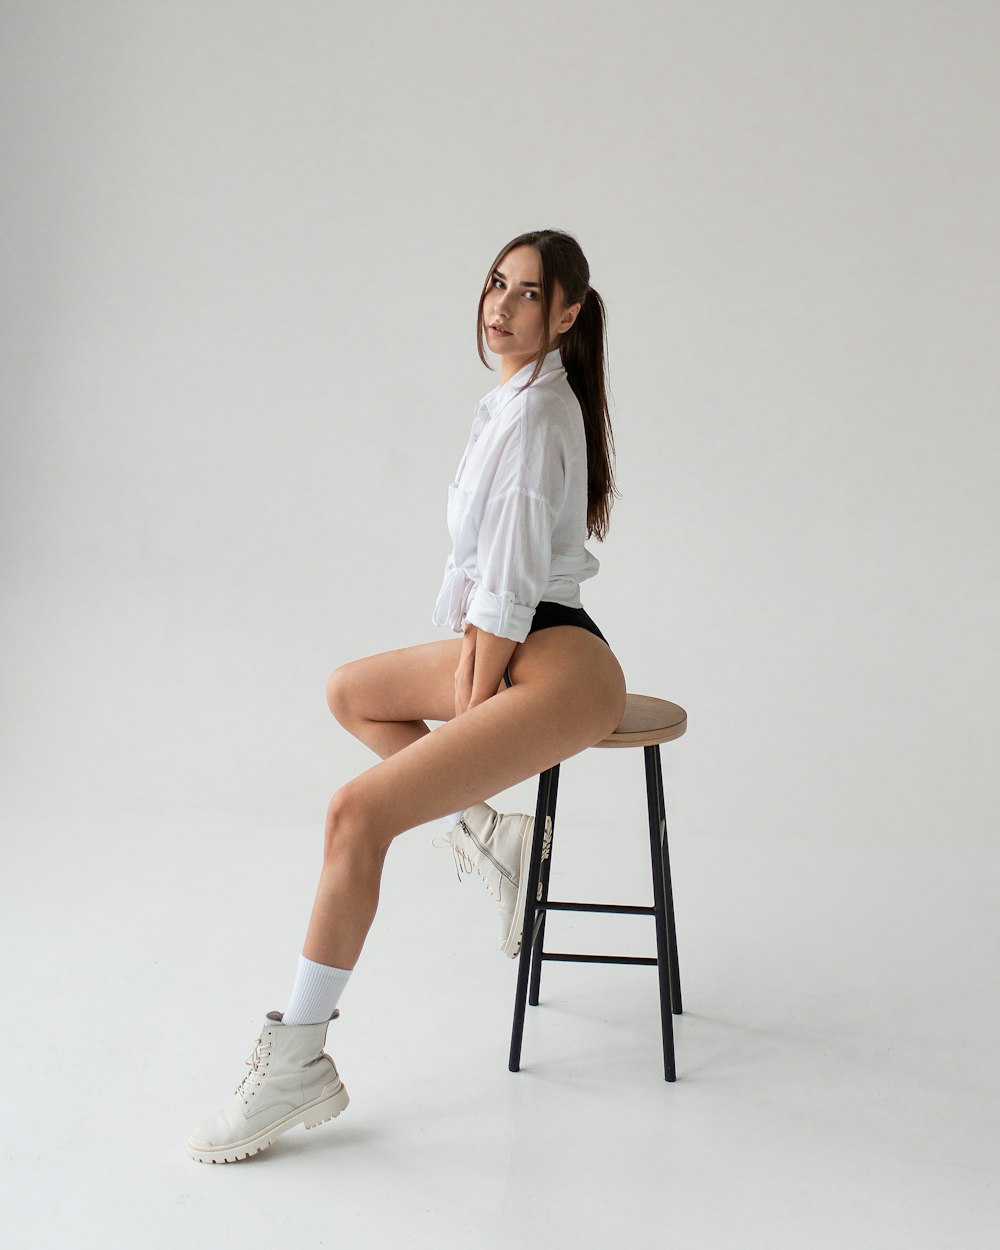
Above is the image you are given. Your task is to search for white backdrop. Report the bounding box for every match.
[2,1,996,845]
[3,4,999,1245]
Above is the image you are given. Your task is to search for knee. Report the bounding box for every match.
[323,782,390,863]
[325,663,358,723]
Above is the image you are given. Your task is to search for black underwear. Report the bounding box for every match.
[503,600,609,688]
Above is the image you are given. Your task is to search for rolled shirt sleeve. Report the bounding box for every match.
[432,557,476,634]
[464,398,570,641]
[465,487,554,641]
[437,370,578,642]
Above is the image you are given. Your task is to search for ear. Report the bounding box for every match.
[556,301,582,334]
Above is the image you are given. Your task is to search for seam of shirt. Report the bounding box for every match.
[484,483,553,509]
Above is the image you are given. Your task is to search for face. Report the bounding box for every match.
[483,245,581,374]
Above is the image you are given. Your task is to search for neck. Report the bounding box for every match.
[499,341,559,386]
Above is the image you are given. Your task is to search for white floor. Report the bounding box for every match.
[4,797,998,1250]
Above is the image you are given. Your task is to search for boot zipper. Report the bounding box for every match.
[459,817,517,885]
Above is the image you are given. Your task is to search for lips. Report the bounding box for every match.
[489,325,512,336]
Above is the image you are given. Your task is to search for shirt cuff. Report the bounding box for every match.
[432,563,476,634]
[464,586,536,643]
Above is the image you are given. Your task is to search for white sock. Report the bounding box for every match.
[282,954,353,1025]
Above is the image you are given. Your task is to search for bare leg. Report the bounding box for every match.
[304,628,626,968]
[325,644,458,760]
[332,714,428,761]
[302,825,389,967]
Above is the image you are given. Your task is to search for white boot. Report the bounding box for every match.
[187,1008,349,1164]
[435,804,552,957]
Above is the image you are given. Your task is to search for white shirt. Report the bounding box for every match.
[432,346,601,643]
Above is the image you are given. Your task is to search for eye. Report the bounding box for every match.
[490,276,539,300]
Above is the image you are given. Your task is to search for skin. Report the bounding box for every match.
[484,242,582,384]
[301,246,626,970]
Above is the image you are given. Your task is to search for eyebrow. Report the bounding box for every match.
[493,268,541,288]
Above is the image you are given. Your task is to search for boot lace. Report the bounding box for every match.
[234,1033,273,1104]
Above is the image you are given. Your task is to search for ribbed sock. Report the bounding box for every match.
[282,954,353,1025]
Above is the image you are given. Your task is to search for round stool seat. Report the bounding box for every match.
[596,694,688,748]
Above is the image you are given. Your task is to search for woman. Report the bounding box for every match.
[187,228,627,1163]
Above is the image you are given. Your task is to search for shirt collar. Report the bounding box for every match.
[478,347,565,419]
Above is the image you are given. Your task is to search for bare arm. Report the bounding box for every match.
[455,622,518,715]
[454,625,476,718]
[468,624,518,709]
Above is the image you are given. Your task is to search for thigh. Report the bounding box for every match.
[339,626,628,841]
[326,636,470,726]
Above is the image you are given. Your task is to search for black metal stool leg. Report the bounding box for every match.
[645,745,677,1081]
[651,744,682,1014]
[509,764,558,1072]
[528,764,559,1006]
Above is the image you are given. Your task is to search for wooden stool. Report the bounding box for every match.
[508,694,688,1081]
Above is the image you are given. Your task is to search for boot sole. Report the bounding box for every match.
[188,1080,349,1164]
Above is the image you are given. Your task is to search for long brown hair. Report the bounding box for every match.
[475,228,619,541]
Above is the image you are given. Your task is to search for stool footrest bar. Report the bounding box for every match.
[541,953,660,966]
[542,900,655,916]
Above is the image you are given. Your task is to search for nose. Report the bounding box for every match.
[492,283,514,311]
